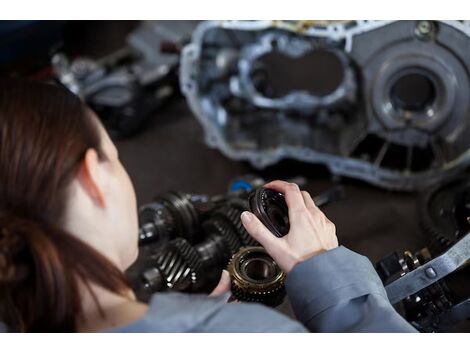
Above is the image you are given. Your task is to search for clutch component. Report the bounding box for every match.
[227,246,286,307]
[181,20,470,191]
[248,187,289,238]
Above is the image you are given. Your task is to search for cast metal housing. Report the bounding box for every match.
[181,21,470,190]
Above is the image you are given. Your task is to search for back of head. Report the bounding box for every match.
[0,79,129,332]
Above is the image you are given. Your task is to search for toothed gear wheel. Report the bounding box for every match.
[227,246,286,307]
[202,218,242,255]
[214,205,259,247]
[150,238,203,291]
[159,192,201,243]
[226,197,250,211]
[419,175,470,253]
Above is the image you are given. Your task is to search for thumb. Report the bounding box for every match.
[240,211,279,251]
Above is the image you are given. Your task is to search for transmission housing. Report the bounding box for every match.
[181,20,470,191]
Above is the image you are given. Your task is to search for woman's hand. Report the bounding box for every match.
[241,180,338,274]
[209,270,231,297]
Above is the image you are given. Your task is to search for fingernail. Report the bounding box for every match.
[241,211,253,223]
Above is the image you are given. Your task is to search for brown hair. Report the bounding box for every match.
[0,79,130,332]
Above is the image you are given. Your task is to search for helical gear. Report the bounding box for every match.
[214,205,259,247]
[202,218,242,256]
[147,237,203,291]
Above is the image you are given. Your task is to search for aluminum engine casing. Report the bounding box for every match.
[181,21,470,191]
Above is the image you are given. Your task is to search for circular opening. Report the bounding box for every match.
[390,73,436,112]
[268,207,289,232]
[252,49,345,98]
[244,258,275,281]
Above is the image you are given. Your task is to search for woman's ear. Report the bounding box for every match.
[78,148,107,208]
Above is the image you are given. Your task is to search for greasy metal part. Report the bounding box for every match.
[142,238,202,291]
[126,238,204,302]
[138,192,202,245]
[248,188,289,238]
[211,203,259,247]
[181,20,470,191]
[138,201,177,244]
[227,246,286,307]
[132,180,345,301]
[419,175,470,249]
[399,175,470,331]
[385,233,470,304]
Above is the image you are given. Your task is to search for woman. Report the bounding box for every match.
[0,79,415,332]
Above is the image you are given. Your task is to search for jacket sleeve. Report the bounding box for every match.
[285,246,417,332]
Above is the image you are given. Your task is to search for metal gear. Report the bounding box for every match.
[213,205,259,247]
[159,192,201,243]
[418,175,470,252]
[138,202,177,244]
[227,246,286,307]
[138,191,202,245]
[202,218,242,257]
[140,238,203,294]
[248,187,290,238]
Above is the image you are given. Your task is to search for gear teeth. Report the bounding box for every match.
[226,197,250,210]
[152,238,203,291]
[206,218,242,255]
[230,281,286,305]
[214,205,259,247]
[226,206,258,246]
[227,247,286,307]
[418,176,470,253]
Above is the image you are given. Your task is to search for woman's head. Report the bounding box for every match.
[0,79,138,331]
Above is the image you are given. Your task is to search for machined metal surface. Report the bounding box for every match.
[227,246,286,306]
[181,21,470,190]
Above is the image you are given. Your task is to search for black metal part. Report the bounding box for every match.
[127,238,204,302]
[249,188,290,238]
[138,191,202,245]
[130,180,345,304]
[375,175,470,331]
[419,175,470,249]
[385,233,470,304]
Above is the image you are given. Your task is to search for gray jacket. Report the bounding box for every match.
[109,246,417,333]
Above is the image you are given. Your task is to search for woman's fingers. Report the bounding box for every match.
[241,210,294,272]
[209,270,231,297]
[241,211,280,250]
[264,181,307,219]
